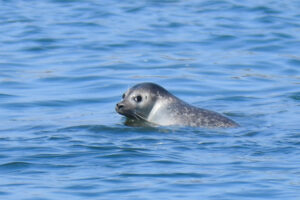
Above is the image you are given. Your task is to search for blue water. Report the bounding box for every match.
[1,0,300,199]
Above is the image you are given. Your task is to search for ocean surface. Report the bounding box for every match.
[0,0,300,199]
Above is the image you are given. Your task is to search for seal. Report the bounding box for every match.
[115,82,239,128]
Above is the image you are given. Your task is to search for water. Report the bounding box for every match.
[0,0,300,199]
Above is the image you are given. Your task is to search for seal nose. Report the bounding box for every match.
[116,103,124,110]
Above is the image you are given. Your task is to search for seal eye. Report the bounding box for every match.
[134,95,142,103]
[122,93,125,99]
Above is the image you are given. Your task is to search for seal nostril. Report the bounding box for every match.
[117,103,124,109]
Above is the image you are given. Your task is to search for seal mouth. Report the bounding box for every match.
[115,103,146,121]
[115,103,136,119]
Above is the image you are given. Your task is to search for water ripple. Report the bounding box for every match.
[0,0,299,199]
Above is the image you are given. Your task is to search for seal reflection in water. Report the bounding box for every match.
[115,82,239,128]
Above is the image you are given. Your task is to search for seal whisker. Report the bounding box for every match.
[134,111,147,121]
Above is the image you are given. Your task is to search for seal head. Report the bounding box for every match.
[115,83,169,121]
[116,82,239,128]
